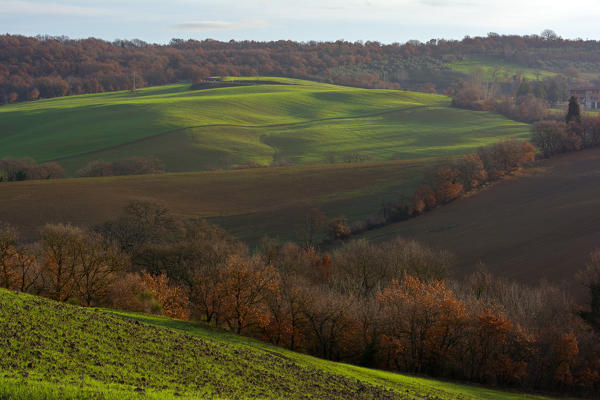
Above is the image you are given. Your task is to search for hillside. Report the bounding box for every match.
[0,78,530,174]
[0,288,561,400]
[0,159,430,242]
[362,147,600,285]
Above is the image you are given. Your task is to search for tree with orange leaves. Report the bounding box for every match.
[262,274,308,350]
[218,255,279,334]
[520,141,537,164]
[455,153,487,192]
[377,274,468,374]
[412,186,436,214]
[552,332,579,387]
[139,271,190,320]
[427,166,464,204]
[463,308,527,384]
[0,223,18,289]
[326,217,351,241]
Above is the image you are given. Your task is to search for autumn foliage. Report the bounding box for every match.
[378,275,468,374]
[380,140,536,224]
[139,271,190,320]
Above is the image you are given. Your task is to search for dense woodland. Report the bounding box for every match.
[2,33,600,103]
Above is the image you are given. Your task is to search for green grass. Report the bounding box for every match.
[0,77,530,174]
[0,288,563,399]
[447,57,558,81]
[446,56,600,83]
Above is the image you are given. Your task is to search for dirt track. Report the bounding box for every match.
[365,147,600,285]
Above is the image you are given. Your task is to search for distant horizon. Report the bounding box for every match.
[4,31,600,46]
[1,0,599,45]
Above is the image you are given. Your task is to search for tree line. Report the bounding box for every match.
[451,78,551,124]
[73,156,165,177]
[0,201,599,396]
[310,139,538,242]
[3,32,600,104]
[0,158,64,181]
[531,97,600,157]
[0,156,164,181]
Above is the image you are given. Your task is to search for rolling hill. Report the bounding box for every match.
[0,77,530,174]
[0,288,561,400]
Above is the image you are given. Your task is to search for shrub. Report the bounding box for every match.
[326,218,351,241]
[0,158,64,182]
[531,121,581,157]
[75,156,165,177]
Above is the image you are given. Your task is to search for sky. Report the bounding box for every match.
[1,0,600,44]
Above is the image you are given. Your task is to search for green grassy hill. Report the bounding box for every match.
[0,288,561,400]
[0,77,530,174]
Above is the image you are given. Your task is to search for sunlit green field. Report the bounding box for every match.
[0,288,563,400]
[447,57,558,80]
[0,77,530,173]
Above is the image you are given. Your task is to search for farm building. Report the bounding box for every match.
[570,87,600,110]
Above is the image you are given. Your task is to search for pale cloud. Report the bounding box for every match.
[170,20,270,32]
[0,0,114,15]
[419,0,478,6]
[2,0,600,43]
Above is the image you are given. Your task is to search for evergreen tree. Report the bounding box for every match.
[566,95,581,123]
[516,80,532,97]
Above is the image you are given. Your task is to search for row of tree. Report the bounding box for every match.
[74,156,165,177]
[391,140,535,219]
[516,77,571,105]
[0,157,64,181]
[532,98,600,157]
[1,201,598,395]
[0,156,168,182]
[451,80,549,123]
[324,140,537,239]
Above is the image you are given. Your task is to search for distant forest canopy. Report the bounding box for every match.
[2,32,600,104]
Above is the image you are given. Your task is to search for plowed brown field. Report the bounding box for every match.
[364,147,600,285]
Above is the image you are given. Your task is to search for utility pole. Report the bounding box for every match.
[132,71,136,92]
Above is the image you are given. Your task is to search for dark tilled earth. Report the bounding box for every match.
[365,147,600,287]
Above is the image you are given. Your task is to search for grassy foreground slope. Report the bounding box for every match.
[362,147,600,285]
[0,289,560,400]
[0,77,530,173]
